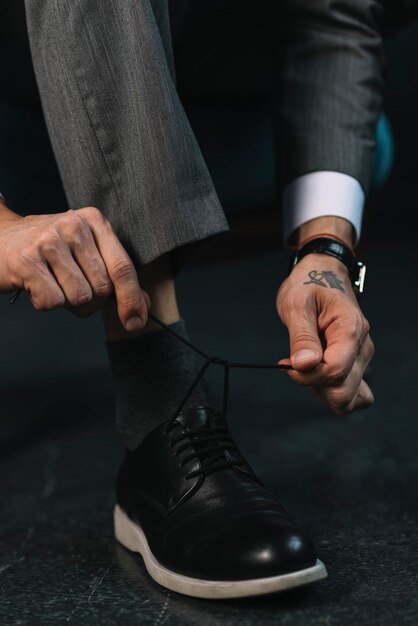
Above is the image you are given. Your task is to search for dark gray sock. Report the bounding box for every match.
[105,320,209,450]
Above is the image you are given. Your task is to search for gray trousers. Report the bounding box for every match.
[23,0,229,270]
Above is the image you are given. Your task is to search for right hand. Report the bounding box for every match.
[276,253,374,415]
[0,205,149,331]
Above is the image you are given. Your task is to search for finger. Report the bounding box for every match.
[62,217,114,299]
[77,207,148,330]
[65,293,106,318]
[345,343,375,412]
[280,295,323,371]
[280,316,371,388]
[312,377,374,415]
[319,312,369,378]
[42,239,94,307]
[24,263,66,311]
[311,339,375,414]
[312,358,363,413]
[352,379,375,410]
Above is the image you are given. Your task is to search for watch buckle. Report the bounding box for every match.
[354,261,366,295]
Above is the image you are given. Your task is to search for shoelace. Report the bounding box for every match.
[147,312,292,479]
[10,289,293,479]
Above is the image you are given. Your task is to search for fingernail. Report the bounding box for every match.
[125,316,143,331]
[293,349,319,365]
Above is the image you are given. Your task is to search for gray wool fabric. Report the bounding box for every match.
[105,320,209,450]
[23,0,229,271]
[22,0,393,271]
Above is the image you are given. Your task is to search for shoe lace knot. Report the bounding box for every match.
[166,421,245,479]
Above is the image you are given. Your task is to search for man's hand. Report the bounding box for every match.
[276,248,374,416]
[0,204,149,331]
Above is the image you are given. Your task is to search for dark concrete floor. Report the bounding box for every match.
[1,243,418,625]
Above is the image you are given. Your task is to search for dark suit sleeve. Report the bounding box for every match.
[275,0,386,196]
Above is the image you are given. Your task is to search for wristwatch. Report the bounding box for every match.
[288,236,366,297]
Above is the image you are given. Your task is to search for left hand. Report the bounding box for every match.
[276,253,375,415]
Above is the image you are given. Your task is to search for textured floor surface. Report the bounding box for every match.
[1,243,418,626]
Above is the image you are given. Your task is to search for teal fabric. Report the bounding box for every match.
[371,112,395,189]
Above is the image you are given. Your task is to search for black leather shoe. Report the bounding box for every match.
[114,406,327,599]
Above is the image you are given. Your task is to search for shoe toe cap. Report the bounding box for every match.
[175,520,318,581]
[242,525,317,577]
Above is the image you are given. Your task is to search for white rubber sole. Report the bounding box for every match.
[114,505,327,599]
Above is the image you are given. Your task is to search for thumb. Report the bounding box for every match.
[286,305,323,371]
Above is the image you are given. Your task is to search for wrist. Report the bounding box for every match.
[292,216,355,250]
[0,202,22,226]
[295,252,350,277]
[288,237,366,297]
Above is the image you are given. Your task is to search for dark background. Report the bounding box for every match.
[0,9,417,626]
[366,18,418,243]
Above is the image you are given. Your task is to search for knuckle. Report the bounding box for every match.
[84,206,101,216]
[32,293,65,311]
[80,206,106,224]
[330,387,353,411]
[363,396,374,409]
[277,291,309,320]
[327,367,350,386]
[67,289,93,307]
[59,212,86,240]
[38,227,62,252]
[50,294,66,309]
[120,294,142,310]
[288,292,310,311]
[293,330,318,345]
[362,317,371,335]
[72,236,84,250]
[61,211,84,230]
[94,281,113,297]
[345,314,364,340]
[110,259,134,282]
[366,339,375,360]
[276,286,287,313]
[31,295,43,310]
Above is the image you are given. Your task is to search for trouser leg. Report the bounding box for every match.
[23,0,228,270]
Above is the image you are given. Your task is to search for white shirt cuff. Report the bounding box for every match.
[282,171,365,247]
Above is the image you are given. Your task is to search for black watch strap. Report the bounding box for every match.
[288,237,366,296]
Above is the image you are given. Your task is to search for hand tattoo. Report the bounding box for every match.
[304,270,345,292]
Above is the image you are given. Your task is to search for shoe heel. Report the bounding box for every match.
[114,505,142,554]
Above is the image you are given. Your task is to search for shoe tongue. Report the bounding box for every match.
[175,406,259,481]
[175,406,215,432]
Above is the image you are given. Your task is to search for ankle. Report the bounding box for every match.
[102,253,180,342]
[106,318,210,449]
